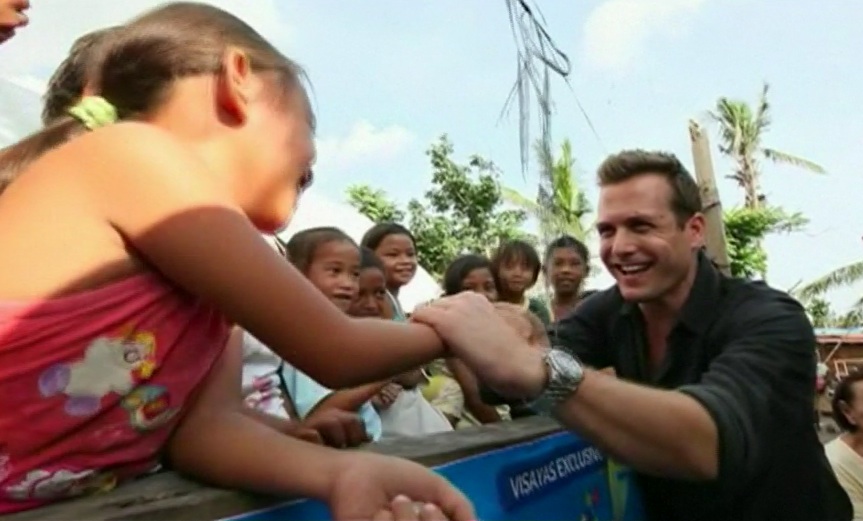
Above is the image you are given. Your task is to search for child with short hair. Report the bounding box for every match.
[544,235,591,322]
[360,225,452,438]
[491,239,552,325]
[280,228,388,442]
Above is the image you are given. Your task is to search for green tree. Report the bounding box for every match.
[502,139,592,243]
[346,135,530,279]
[345,185,405,223]
[709,82,826,209]
[805,298,863,328]
[722,206,807,279]
[796,258,863,316]
[709,83,822,279]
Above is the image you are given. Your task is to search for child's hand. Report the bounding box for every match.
[373,495,450,521]
[302,409,370,448]
[493,302,550,347]
[331,453,474,521]
[374,383,403,410]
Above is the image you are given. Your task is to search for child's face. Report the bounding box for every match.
[349,267,388,318]
[461,267,498,302]
[305,240,360,312]
[497,256,535,295]
[374,233,417,289]
[547,247,586,296]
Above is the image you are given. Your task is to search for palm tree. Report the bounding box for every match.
[709,83,826,208]
[796,259,863,313]
[502,139,592,243]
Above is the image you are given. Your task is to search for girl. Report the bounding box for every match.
[436,254,507,425]
[280,227,387,443]
[0,4,471,519]
[360,224,452,438]
[544,235,590,322]
[491,240,552,325]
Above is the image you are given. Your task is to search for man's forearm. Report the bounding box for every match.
[555,370,718,480]
[168,408,344,500]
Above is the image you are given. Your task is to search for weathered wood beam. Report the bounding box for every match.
[6,417,563,521]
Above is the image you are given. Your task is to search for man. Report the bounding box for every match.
[416,150,852,521]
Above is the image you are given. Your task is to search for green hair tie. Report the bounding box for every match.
[67,96,118,130]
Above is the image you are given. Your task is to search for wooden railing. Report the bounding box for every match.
[5,417,563,521]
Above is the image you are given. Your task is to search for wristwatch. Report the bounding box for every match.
[528,347,585,416]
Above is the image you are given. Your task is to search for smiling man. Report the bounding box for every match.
[416,149,852,521]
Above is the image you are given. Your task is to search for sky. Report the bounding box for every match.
[1,0,861,311]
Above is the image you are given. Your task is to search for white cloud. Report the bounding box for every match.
[315,121,415,174]
[0,0,288,75]
[581,0,706,73]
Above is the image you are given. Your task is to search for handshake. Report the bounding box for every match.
[411,294,551,402]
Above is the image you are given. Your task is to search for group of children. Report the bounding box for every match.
[239,221,594,442]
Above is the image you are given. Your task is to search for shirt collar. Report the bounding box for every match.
[619,251,722,334]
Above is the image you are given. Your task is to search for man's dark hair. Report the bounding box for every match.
[42,26,121,125]
[597,149,702,225]
[832,371,863,432]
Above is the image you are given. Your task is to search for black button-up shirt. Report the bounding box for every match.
[550,254,852,521]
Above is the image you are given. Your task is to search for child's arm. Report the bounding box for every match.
[92,125,443,388]
[446,358,503,424]
[166,325,475,520]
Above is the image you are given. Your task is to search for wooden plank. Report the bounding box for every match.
[688,120,731,277]
[5,417,563,521]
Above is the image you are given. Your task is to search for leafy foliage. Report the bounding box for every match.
[805,298,863,328]
[723,206,808,279]
[346,135,530,279]
[503,139,592,243]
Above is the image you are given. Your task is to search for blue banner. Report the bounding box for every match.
[221,432,644,521]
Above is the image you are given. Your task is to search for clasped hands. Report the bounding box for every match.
[411,292,549,401]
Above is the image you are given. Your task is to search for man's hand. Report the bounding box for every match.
[302,409,370,448]
[411,292,547,399]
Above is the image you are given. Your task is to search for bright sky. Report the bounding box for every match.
[1,0,861,311]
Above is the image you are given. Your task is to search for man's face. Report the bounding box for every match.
[596,173,704,303]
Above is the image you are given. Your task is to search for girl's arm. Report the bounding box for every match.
[91,125,443,388]
[446,359,502,424]
[166,322,348,499]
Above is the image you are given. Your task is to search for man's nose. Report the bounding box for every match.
[611,230,638,257]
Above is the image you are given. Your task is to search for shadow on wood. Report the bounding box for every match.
[5,417,563,521]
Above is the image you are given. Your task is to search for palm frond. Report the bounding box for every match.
[501,186,540,213]
[762,148,826,173]
[795,260,863,299]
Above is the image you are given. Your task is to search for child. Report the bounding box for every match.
[280,228,386,443]
[360,225,452,438]
[0,5,471,519]
[491,239,552,325]
[348,247,391,319]
[544,235,591,322]
[350,248,403,413]
[434,254,509,425]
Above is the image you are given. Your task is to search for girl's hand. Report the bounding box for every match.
[330,453,474,521]
[373,495,451,521]
[303,409,370,448]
